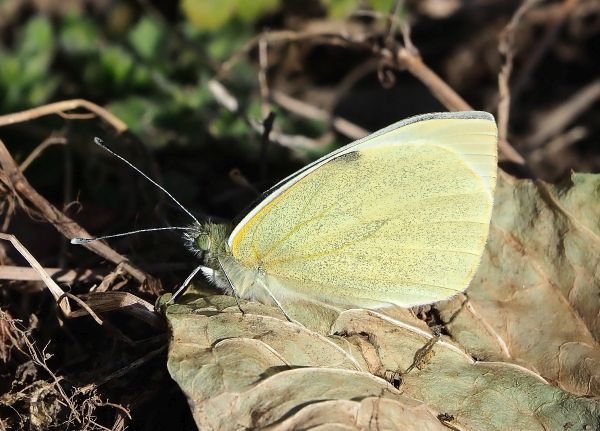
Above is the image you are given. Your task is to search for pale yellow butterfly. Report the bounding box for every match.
[73,111,496,315]
[181,111,497,313]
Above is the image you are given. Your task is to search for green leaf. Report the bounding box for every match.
[59,12,99,55]
[0,16,55,110]
[369,0,396,12]
[181,0,280,29]
[19,16,54,57]
[128,16,165,61]
[236,0,279,22]
[107,96,159,133]
[181,0,236,30]
[322,0,357,18]
[99,46,135,88]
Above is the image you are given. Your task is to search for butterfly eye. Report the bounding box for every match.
[195,233,211,252]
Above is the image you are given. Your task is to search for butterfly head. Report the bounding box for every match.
[184,222,229,262]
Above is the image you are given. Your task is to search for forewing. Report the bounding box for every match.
[229,113,497,307]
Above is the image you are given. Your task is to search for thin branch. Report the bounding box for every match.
[497,0,542,146]
[19,136,68,172]
[392,47,471,111]
[208,79,325,152]
[271,90,368,140]
[259,111,276,184]
[258,34,271,119]
[384,0,404,47]
[0,99,128,132]
[527,79,600,148]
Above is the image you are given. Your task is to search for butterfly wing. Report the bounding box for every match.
[227,112,497,307]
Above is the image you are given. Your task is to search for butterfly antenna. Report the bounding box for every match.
[93,137,200,224]
[71,226,193,244]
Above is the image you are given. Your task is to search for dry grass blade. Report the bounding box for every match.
[0,265,104,283]
[75,292,163,330]
[0,232,70,315]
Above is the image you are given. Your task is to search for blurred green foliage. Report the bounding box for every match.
[0,1,397,149]
[0,16,58,110]
[181,0,280,30]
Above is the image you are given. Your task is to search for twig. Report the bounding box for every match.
[527,79,600,147]
[19,136,68,172]
[497,0,542,146]
[208,79,324,152]
[529,126,588,164]
[208,79,239,112]
[392,47,470,111]
[384,0,404,47]
[0,137,151,285]
[271,90,368,140]
[258,34,271,119]
[6,317,82,423]
[96,262,127,293]
[247,117,326,152]
[0,99,127,132]
[329,58,379,115]
[217,30,368,79]
[259,112,276,184]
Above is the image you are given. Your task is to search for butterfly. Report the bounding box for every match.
[73,111,497,318]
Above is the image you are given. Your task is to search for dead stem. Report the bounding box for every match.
[497,0,542,164]
[527,79,600,148]
[0,99,127,132]
[271,90,368,140]
[19,136,68,172]
[258,34,271,119]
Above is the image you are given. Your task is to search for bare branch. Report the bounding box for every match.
[0,99,128,132]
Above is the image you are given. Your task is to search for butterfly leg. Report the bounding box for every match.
[256,277,296,323]
[167,264,205,304]
[230,284,245,315]
[218,260,245,315]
